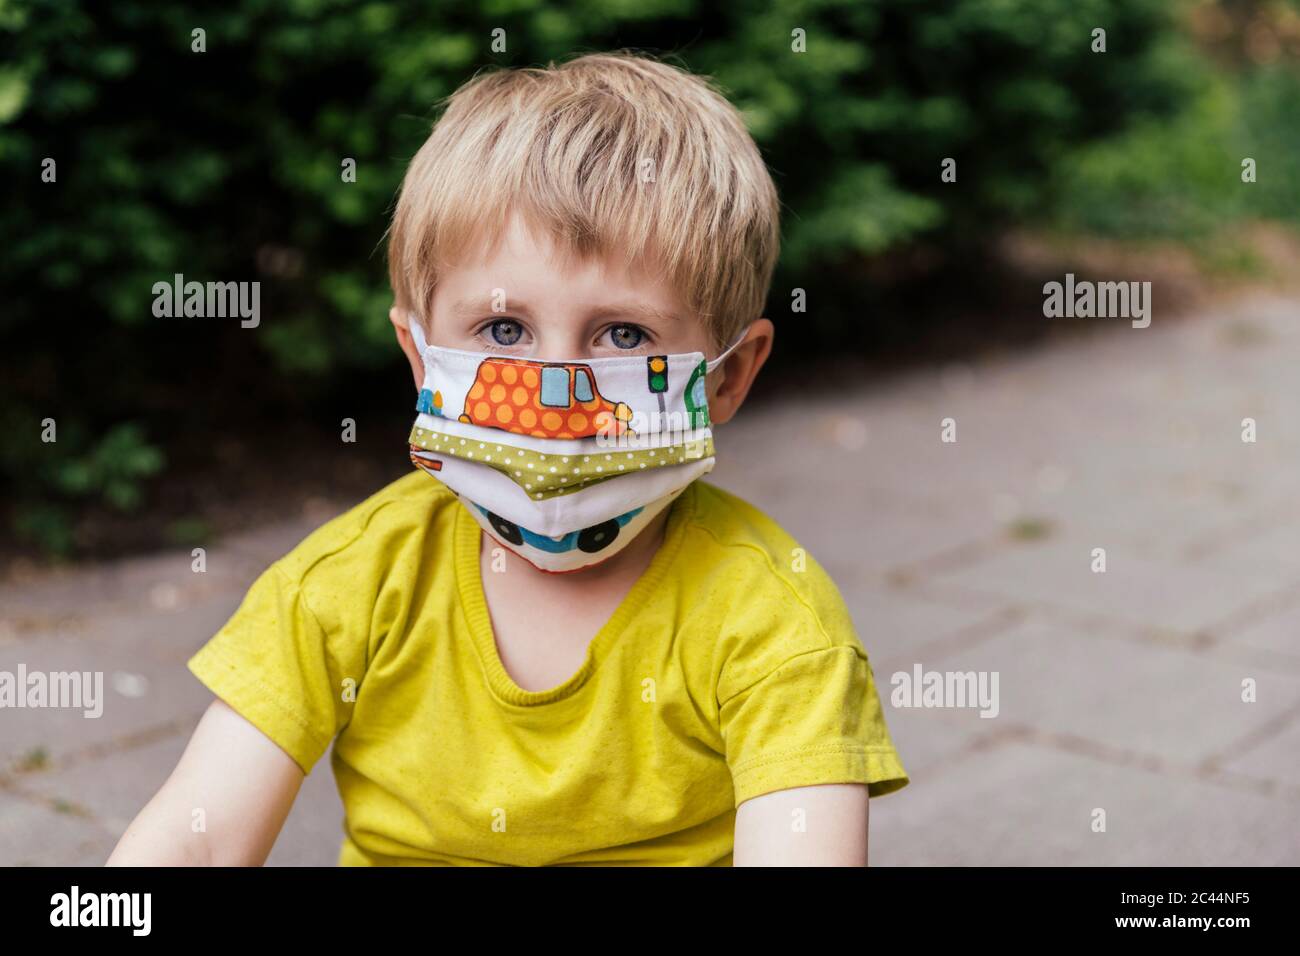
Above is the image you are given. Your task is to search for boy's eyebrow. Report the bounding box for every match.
[449,295,682,326]
[448,295,534,320]
[586,302,683,326]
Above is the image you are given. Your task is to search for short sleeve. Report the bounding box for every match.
[186,561,357,774]
[720,644,909,807]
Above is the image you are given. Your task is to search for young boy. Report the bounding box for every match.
[108,52,907,867]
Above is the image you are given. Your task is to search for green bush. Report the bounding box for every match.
[5,420,165,554]
[0,0,1198,551]
[1050,63,1300,241]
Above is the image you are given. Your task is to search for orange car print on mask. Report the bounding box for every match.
[458,358,635,440]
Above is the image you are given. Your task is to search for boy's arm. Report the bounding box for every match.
[106,698,305,866]
[733,783,869,866]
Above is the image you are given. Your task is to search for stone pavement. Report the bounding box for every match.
[2,295,1297,865]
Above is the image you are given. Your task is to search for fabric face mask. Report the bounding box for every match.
[406,315,747,573]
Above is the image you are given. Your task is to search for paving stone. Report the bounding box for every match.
[0,600,235,767]
[879,695,1001,783]
[1180,517,1300,602]
[928,528,1295,633]
[0,513,330,636]
[0,790,114,867]
[18,729,344,866]
[1221,596,1300,661]
[910,613,1300,766]
[1220,716,1300,790]
[841,583,1018,671]
[869,740,1298,865]
[17,731,192,851]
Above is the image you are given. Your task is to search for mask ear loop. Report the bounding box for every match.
[704,324,752,373]
[407,312,431,354]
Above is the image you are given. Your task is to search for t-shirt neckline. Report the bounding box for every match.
[454,484,696,707]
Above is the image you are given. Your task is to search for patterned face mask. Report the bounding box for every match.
[406,315,747,572]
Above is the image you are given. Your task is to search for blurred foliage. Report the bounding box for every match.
[1051,64,1300,241]
[4,420,165,554]
[0,0,1271,555]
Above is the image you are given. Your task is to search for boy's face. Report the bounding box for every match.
[392,214,771,427]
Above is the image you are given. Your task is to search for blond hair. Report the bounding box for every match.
[387,52,780,348]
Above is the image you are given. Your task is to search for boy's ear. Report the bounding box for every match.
[706,318,773,426]
[391,306,424,391]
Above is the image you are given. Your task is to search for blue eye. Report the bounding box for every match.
[609,325,644,349]
[489,319,523,346]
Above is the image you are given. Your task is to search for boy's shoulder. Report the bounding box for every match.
[685,480,805,557]
[270,470,456,589]
[679,480,862,653]
[684,481,834,582]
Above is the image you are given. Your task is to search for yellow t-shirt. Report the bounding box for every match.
[187,471,908,866]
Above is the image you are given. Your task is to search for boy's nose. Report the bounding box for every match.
[531,332,591,360]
